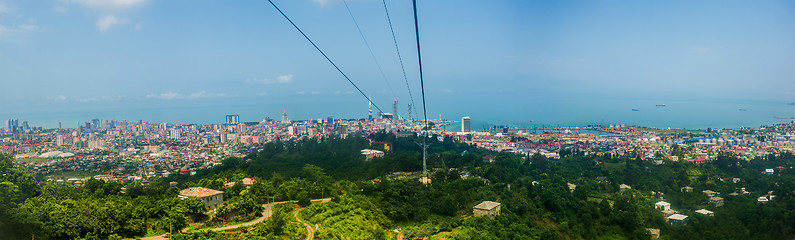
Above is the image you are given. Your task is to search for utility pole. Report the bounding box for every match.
[416,132,430,185]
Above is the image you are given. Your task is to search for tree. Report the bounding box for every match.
[297,191,311,207]
[185,197,208,215]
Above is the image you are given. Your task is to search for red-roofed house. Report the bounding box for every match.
[179,187,224,210]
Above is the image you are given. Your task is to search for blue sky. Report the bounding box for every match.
[1,0,795,128]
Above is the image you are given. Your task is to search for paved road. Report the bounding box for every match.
[142,198,331,239]
[211,200,289,231]
[141,223,201,240]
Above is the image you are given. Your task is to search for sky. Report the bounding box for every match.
[1,0,795,128]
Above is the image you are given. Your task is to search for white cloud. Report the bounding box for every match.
[96,15,123,31]
[146,91,227,100]
[133,22,143,31]
[441,88,452,93]
[101,95,124,101]
[18,24,37,31]
[77,97,99,102]
[311,91,320,95]
[313,0,331,6]
[0,21,39,40]
[0,1,16,14]
[297,91,306,95]
[49,95,67,102]
[70,0,147,12]
[259,92,268,96]
[66,0,147,31]
[147,92,180,100]
[276,74,293,83]
[246,74,294,84]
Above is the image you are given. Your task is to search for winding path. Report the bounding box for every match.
[294,210,315,240]
[293,198,332,240]
[142,198,330,240]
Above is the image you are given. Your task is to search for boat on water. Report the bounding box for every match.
[739,109,748,111]
[655,104,666,107]
[631,109,640,111]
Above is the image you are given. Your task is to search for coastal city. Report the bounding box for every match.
[3,0,794,239]
[4,111,794,184]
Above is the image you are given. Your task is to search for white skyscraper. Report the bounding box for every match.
[462,116,471,132]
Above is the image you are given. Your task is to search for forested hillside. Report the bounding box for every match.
[1,133,794,239]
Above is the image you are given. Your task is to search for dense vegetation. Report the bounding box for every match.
[1,133,794,239]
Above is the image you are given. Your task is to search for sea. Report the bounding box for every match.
[2,98,794,131]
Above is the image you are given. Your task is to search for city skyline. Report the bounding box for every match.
[2,0,795,128]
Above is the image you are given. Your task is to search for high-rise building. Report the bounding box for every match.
[392,99,399,120]
[56,135,65,146]
[170,128,182,139]
[236,123,247,134]
[462,116,471,132]
[327,116,335,125]
[225,115,240,125]
[282,110,289,123]
[6,118,18,132]
[91,118,100,129]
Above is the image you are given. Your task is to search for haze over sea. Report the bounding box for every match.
[5,96,793,131]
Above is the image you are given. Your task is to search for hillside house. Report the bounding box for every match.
[567,183,577,193]
[361,149,384,161]
[647,228,660,240]
[179,187,225,211]
[667,214,688,225]
[655,201,671,211]
[702,190,718,197]
[709,196,724,207]
[473,201,501,219]
[242,178,255,186]
[695,209,714,216]
[620,184,632,192]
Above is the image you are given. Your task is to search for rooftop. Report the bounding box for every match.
[695,209,714,215]
[179,187,224,198]
[474,201,501,210]
[668,213,688,221]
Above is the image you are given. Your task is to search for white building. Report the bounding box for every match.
[361,149,384,161]
[655,201,671,211]
[668,214,688,225]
